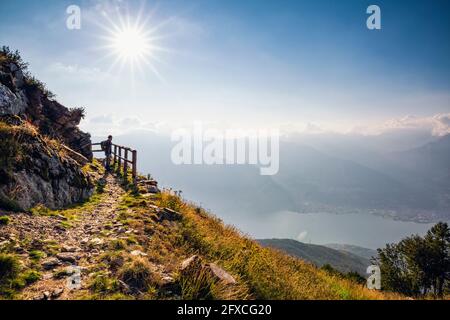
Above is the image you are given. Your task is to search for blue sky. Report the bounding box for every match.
[1,0,449,134]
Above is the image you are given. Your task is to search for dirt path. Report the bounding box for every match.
[0,174,128,299]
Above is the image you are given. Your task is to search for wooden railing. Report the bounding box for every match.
[91,143,137,186]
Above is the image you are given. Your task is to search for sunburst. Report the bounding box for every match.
[92,3,168,81]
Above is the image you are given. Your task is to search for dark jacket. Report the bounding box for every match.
[102,140,112,156]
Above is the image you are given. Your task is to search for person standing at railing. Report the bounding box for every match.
[100,135,113,171]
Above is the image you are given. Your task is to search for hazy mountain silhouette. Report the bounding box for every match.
[258,239,371,275]
[108,130,450,223]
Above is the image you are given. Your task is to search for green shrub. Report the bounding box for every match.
[0,46,28,69]
[0,254,21,295]
[0,216,10,225]
[29,250,45,261]
[320,264,366,286]
[24,75,55,98]
[69,107,86,120]
[30,204,52,216]
[89,273,119,294]
[1,46,54,98]
[21,270,41,285]
[101,251,126,272]
[109,239,127,251]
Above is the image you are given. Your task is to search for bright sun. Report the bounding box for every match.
[111,27,151,60]
[97,6,167,80]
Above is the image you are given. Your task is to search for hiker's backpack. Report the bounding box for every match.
[100,140,107,151]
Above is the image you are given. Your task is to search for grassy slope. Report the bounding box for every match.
[1,171,403,300]
[122,190,402,300]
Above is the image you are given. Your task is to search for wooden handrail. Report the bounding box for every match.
[90,142,138,186]
[92,142,133,151]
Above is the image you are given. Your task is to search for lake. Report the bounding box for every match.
[220,210,440,249]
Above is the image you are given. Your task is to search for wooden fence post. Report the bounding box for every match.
[132,150,137,186]
[117,147,122,175]
[91,143,137,186]
[123,149,128,183]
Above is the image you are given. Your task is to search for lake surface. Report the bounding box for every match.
[221,210,440,249]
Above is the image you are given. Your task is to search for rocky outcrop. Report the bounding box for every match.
[0,82,28,115]
[0,54,92,160]
[138,179,160,194]
[0,116,93,211]
[0,49,95,211]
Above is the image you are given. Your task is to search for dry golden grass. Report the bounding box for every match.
[0,120,39,137]
[154,192,404,300]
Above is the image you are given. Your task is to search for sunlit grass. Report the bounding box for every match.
[152,192,403,300]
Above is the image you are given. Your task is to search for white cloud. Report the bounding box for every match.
[90,114,114,124]
[80,113,163,137]
[47,62,115,84]
[296,231,308,242]
[353,113,450,137]
[119,117,142,127]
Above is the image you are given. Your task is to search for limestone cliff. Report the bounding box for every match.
[0,47,93,211]
[0,47,92,159]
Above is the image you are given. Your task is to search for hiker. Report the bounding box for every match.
[101,135,113,171]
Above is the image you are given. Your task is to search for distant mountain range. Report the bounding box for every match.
[107,131,450,223]
[258,239,372,275]
[324,244,378,261]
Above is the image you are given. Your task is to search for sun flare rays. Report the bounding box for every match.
[91,3,169,82]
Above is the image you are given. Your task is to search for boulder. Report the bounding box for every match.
[51,288,64,299]
[56,252,79,264]
[180,255,203,275]
[42,257,60,270]
[156,208,182,222]
[204,263,236,285]
[138,179,161,194]
[180,256,237,285]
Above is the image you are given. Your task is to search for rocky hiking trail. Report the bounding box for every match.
[0,174,164,300]
[0,168,244,300]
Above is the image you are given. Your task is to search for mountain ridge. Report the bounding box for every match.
[258,239,371,275]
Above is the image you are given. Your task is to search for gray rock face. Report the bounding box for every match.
[0,83,28,115]
[0,52,95,211]
[0,59,92,160]
[0,117,93,211]
[7,170,93,211]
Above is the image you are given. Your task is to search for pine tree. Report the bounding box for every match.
[424,222,450,297]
